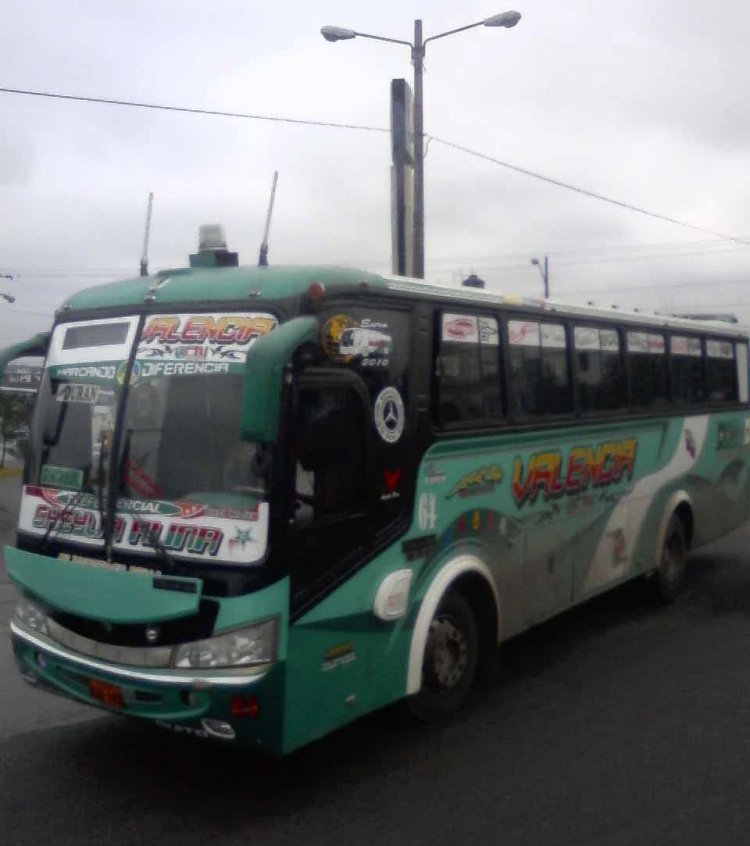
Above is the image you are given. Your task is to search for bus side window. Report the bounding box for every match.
[670,335,705,405]
[574,326,626,413]
[508,319,572,416]
[706,339,738,402]
[436,313,502,426]
[627,331,668,407]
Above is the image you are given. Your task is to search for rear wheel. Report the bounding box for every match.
[653,515,687,603]
[407,591,478,722]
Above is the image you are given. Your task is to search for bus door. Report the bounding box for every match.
[288,369,373,576]
[283,369,376,744]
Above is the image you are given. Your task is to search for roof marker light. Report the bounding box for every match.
[307,281,326,301]
[198,224,227,252]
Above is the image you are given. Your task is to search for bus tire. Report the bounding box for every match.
[653,514,687,603]
[406,590,479,723]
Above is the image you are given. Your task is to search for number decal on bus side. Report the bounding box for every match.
[418,493,437,530]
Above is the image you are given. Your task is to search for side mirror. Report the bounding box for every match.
[239,316,319,444]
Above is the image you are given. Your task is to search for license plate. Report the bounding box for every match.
[88,679,124,709]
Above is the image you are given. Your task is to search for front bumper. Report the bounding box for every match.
[10,619,284,751]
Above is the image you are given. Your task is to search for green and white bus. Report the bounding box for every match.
[4,243,750,754]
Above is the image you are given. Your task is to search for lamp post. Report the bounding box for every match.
[531,256,549,298]
[321,11,521,279]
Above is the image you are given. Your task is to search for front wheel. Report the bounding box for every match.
[406,591,478,723]
[653,515,687,603]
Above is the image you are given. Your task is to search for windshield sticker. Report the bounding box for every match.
[40,465,84,491]
[47,317,140,368]
[137,313,277,367]
[478,317,500,346]
[26,488,251,521]
[122,458,164,499]
[442,314,479,344]
[509,320,540,347]
[322,315,391,365]
[140,361,231,377]
[228,527,254,550]
[19,486,267,565]
[373,387,405,444]
[51,364,117,381]
[116,361,142,385]
[55,383,101,404]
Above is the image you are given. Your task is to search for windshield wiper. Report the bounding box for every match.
[112,498,179,575]
[141,524,178,575]
[39,489,87,552]
[96,435,108,558]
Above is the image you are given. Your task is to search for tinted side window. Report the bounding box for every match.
[436,313,502,426]
[508,319,571,416]
[670,335,705,405]
[294,385,368,521]
[706,339,737,402]
[628,331,668,407]
[574,326,625,412]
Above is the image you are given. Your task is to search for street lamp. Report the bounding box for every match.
[531,256,549,298]
[321,11,521,279]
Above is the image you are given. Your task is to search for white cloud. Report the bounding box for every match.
[1,0,749,344]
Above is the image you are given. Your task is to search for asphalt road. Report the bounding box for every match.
[2,473,750,846]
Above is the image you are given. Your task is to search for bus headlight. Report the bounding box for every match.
[14,596,49,635]
[172,619,277,669]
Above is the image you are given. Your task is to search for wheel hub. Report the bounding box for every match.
[427,615,469,688]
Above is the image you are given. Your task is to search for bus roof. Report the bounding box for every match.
[59,264,747,339]
[60,266,386,312]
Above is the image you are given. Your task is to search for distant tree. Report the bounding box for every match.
[0,393,33,467]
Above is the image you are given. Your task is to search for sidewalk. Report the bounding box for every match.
[0,454,22,479]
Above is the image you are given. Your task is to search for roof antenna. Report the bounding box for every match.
[258,171,278,267]
[140,192,154,277]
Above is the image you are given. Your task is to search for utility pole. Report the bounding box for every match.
[412,20,425,279]
[531,256,549,298]
[321,12,521,281]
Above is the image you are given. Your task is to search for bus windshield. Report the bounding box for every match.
[20,311,278,568]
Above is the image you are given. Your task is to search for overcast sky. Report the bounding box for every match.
[1,0,750,345]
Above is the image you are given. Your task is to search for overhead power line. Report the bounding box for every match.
[0,86,389,134]
[428,135,750,247]
[448,246,749,275]
[429,238,750,265]
[2,85,749,247]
